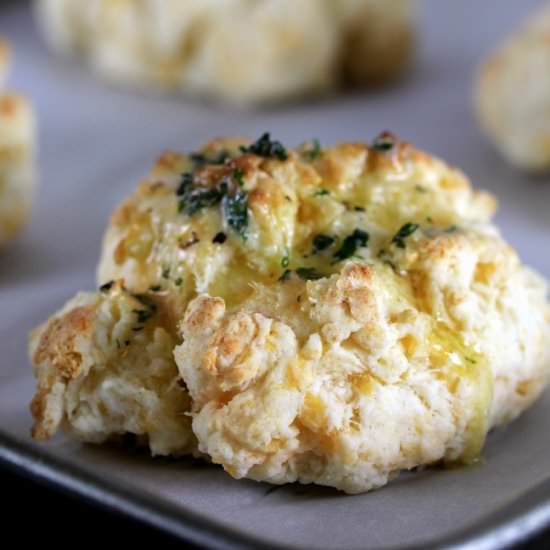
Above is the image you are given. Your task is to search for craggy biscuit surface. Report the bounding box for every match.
[100,133,550,491]
[176,238,548,492]
[475,2,550,172]
[34,0,414,104]
[31,133,550,492]
[0,39,37,246]
[30,283,194,456]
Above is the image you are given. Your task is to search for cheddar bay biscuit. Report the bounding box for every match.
[34,0,414,104]
[29,282,195,456]
[31,133,550,493]
[475,2,550,172]
[0,39,37,246]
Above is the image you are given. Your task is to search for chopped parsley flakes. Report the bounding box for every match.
[233,168,245,188]
[240,133,288,161]
[222,190,248,240]
[307,138,322,161]
[176,172,193,198]
[371,133,395,152]
[279,269,292,281]
[132,295,157,329]
[333,229,369,262]
[176,170,249,239]
[391,223,419,249]
[312,234,335,254]
[177,175,225,216]
[134,308,154,324]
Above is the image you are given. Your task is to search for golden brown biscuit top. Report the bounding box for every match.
[98,132,496,313]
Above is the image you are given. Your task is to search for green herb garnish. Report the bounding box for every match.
[313,188,330,197]
[177,171,249,239]
[333,229,369,262]
[295,267,325,280]
[371,134,395,152]
[177,171,227,215]
[149,285,161,292]
[134,309,154,324]
[307,138,322,161]
[132,294,157,326]
[281,254,290,268]
[392,223,419,249]
[179,186,225,216]
[240,133,288,161]
[222,190,248,239]
[176,172,193,197]
[279,269,292,281]
[174,277,183,286]
[312,234,335,254]
[233,168,245,188]
[162,267,170,279]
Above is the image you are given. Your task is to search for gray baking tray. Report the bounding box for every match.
[1,1,549,548]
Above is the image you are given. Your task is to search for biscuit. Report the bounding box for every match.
[475,3,550,172]
[100,133,550,492]
[31,133,550,492]
[34,0,414,104]
[29,282,195,456]
[0,39,37,246]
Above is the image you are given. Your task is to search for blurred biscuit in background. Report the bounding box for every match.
[475,2,550,173]
[34,0,415,105]
[0,38,37,247]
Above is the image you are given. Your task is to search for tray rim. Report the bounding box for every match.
[1,429,549,550]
